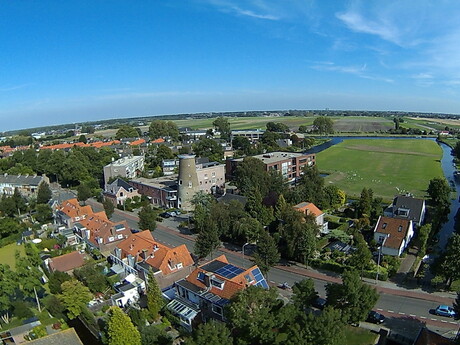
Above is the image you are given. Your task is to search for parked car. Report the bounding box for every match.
[277,282,292,290]
[312,297,327,310]
[434,305,457,318]
[160,212,172,218]
[367,311,386,324]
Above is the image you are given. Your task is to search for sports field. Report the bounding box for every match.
[317,139,443,200]
[0,243,25,271]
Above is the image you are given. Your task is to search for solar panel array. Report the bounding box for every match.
[252,268,269,289]
[215,264,245,279]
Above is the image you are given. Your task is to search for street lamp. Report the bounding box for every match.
[375,237,387,284]
[242,242,250,262]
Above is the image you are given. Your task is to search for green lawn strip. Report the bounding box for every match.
[343,326,378,345]
[317,139,443,200]
[0,243,25,271]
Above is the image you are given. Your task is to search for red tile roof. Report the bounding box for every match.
[293,202,324,218]
[48,251,86,272]
[116,231,194,275]
[151,138,165,144]
[58,198,93,220]
[374,216,412,249]
[185,255,262,300]
[129,139,146,146]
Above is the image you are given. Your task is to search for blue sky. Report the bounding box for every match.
[1,0,460,131]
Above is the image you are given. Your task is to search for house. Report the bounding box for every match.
[293,202,329,234]
[0,174,50,197]
[103,155,145,185]
[25,328,84,345]
[3,319,41,344]
[111,273,146,308]
[110,230,194,288]
[45,251,86,275]
[384,195,426,227]
[169,254,269,330]
[413,327,455,345]
[373,216,414,257]
[54,198,93,228]
[103,178,141,206]
[76,212,131,252]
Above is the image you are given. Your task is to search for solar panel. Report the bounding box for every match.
[215,264,245,279]
[256,279,269,289]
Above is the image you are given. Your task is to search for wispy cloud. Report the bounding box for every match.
[202,0,280,20]
[0,83,33,92]
[312,62,394,83]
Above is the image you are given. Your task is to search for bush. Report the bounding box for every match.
[12,301,34,319]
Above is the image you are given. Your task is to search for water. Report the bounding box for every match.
[307,136,458,251]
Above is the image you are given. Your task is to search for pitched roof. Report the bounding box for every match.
[185,255,266,300]
[293,202,324,218]
[374,216,412,249]
[106,178,134,192]
[393,195,425,222]
[79,212,130,246]
[58,198,93,219]
[49,251,86,272]
[116,231,194,275]
[151,138,165,144]
[0,174,45,186]
[130,138,146,146]
[414,327,455,345]
[26,328,84,345]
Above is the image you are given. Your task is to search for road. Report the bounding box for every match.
[90,201,460,336]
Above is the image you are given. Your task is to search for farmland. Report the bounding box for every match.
[316,139,443,200]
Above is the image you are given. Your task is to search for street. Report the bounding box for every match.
[89,200,460,336]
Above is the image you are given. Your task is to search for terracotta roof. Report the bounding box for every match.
[49,251,86,272]
[374,216,412,249]
[58,198,93,220]
[79,213,130,246]
[116,231,193,275]
[151,138,165,144]
[293,202,324,218]
[130,139,146,146]
[185,255,262,300]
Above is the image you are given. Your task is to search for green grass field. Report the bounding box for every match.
[317,139,443,200]
[0,243,25,271]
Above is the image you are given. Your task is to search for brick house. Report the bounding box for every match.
[293,201,328,234]
[373,216,414,257]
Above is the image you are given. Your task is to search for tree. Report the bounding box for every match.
[312,117,334,134]
[103,198,115,218]
[245,187,273,225]
[146,269,163,321]
[417,224,431,257]
[347,233,372,276]
[192,138,224,162]
[232,136,251,155]
[74,262,110,293]
[304,307,344,345]
[77,183,92,205]
[227,286,282,345]
[78,134,87,143]
[12,188,27,214]
[253,230,280,275]
[48,271,72,294]
[323,185,346,210]
[58,280,93,319]
[138,325,172,345]
[266,121,289,133]
[115,125,140,139]
[36,181,52,204]
[12,301,34,319]
[357,188,372,218]
[296,165,325,207]
[138,204,157,231]
[292,279,318,311]
[427,177,451,207]
[439,233,460,288]
[149,120,179,140]
[15,252,42,298]
[106,306,141,345]
[297,219,317,266]
[0,264,16,313]
[236,217,264,244]
[326,270,379,324]
[187,320,233,345]
[213,117,231,141]
[194,218,220,259]
[235,157,270,196]
[34,203,53,223]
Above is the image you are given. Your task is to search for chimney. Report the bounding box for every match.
[141,249,148,261]
[204,272,213,287]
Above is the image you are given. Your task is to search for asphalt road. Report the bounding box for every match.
[89,201,460,335]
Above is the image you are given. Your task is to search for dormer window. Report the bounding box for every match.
[211,278,224,289]
[197,272,205,282]
[398,226,403,232]
[382,223,387,229]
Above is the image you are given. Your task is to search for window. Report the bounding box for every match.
[177,263,183,269]
[211,279,224,289]
[108,236,115,242]
[188,181,192,188]
[398,226,403,232]
[382,223,387,229]
[212,304,223,316]
[197,272,206,282]
[117,234,124,239]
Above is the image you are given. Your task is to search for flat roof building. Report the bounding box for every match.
[103,155,145,185]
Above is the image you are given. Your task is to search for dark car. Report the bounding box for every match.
[312,297,327,310]
[160,212,171,218]
[367,311,385,324]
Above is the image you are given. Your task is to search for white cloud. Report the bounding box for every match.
[312,62,393,83]
[0,83,33,92]
[201,0,280,20]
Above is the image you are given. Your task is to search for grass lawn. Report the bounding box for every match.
[317,139,443,200]
[343,326,378,345]
[0,243,25,271]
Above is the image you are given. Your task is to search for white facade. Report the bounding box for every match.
[103,155,145,184]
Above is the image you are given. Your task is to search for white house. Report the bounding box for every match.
[384,195,426,227]
[373,216,414,257]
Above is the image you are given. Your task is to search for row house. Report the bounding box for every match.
[168,254,268,330]
[55,198,93,228]
[110,230,194,289]
[0,174,50,197]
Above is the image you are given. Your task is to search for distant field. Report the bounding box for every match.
[317,139,443,200]
[332,117,393,132]
[0,243,25,271]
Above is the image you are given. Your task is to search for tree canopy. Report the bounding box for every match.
[106,306,141,345]
[312,117,334,134]
[149,120,179,140]
[115,125,141,139]
[138,204,157,231]
[58,280,93,319]
[213,117,231,141]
